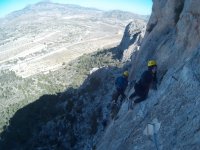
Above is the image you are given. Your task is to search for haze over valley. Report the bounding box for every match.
[0,2,147,77]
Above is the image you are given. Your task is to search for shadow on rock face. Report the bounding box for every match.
[0,93,68,149]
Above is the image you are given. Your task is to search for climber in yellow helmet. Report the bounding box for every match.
[128,60,157,110]
[112,71,129,103]
[109,71,129,119]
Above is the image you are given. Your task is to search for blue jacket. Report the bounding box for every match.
[115,76,128,92]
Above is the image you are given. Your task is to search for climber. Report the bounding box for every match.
[128,60,157,109]
[112,71,129,103]
[105,71,129,120]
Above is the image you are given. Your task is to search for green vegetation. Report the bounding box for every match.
[67,48,122,88]
[0,70,67,133]
[0,47,123,149]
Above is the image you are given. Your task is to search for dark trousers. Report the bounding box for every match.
[129,91,147,103]
[112,88,125,103]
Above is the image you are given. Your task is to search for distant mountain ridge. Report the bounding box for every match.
[3,1,149,21]
[0,1,147,78]
[103,10,149,21]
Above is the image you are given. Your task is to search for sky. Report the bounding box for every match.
[0,0,153,17]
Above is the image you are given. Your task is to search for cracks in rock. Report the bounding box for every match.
[174,0,185,24]
[146,22,157,33]
[158,69,168,85]
[129,31,141,46]
[195,126,200,134]
[193,70,200,84]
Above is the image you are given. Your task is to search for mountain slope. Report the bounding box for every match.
[0,47,125,150]
[0,1,147,78]
[0,18,146,149]
[2,0,200,149]
[98,0,200,149]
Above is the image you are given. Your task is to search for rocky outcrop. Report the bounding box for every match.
[0,46,127,150]
[129,0,200,79]
[98,0,200,149]
[118,20,146,62]
[27,67,126,150]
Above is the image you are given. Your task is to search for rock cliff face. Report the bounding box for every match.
[98,0,200,149]
[118,20,146,62]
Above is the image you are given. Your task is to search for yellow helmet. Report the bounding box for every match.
[148,60,157,67]
[123,71,129,77]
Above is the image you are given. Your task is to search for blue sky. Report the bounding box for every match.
[0,0,153,17]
